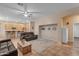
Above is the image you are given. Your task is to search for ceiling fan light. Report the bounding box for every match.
[24,14,28,17]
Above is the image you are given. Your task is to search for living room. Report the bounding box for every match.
[0,3,79,56]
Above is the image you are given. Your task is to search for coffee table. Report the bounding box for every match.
[17,40,31,55]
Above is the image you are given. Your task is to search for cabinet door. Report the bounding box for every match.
[5,23,13,31]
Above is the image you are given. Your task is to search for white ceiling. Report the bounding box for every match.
[0,3,79,22]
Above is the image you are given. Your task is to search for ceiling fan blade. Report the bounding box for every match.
[23,3,28,13]
[17,11,24,13]
[27,12,41,13]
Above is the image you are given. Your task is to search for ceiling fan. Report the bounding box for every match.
[17,3,40,18]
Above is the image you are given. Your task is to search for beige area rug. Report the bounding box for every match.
[29,39,57,53]
[11,38,61,55]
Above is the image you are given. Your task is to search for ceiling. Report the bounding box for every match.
[0,3,79,22]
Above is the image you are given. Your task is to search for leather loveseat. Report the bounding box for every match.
[20,32,38,41]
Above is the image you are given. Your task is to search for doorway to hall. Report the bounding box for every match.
[62,16,79,49]
[73,23,79,48]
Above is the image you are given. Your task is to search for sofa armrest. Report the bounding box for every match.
[0,39,11,43]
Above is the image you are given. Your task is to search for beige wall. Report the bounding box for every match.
[29,21,35,32]
[34,16,61,41]
[72,15,79,23]
[0,23,6,39]
[34,15,79,42]
[72,15,79,38]
[60,15,79,43]
[34,16,59,34]
[61,16,73,42]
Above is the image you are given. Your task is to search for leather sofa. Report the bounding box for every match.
[20,32,38,41]
[0,39,18,56]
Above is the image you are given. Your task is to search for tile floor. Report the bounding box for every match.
[11,38,79,56]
